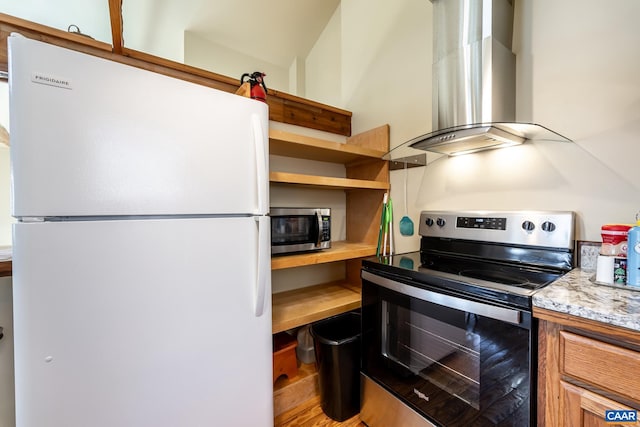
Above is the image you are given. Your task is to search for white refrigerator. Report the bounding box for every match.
[8,34,273,427]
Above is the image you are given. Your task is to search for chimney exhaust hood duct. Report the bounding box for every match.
[386,0,571,160]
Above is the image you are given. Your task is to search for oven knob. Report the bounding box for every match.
[436,218,446,227]
[541,221,556,232]
[522,220,535,231]
[425,218,434,227]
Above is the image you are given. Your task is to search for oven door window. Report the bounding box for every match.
[382,300,482,409]
[362,277,533,426]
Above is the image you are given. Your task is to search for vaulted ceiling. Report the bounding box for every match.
[134,0,341,67]
[1,0,341,68]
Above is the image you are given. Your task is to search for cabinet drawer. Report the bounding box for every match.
[560,330,640,403]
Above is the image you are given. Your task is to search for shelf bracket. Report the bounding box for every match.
[389,154,427,170]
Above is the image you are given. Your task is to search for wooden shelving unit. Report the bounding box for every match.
[270,126,388,417]
[269,125,390,334]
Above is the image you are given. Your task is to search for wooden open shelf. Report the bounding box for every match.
[272,280,361,334]
[269,129,387,164]
[271,241,376,270]
[270,172,389,191]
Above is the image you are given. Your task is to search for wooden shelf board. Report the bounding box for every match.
[272,280,361,334]
[271,241,376,270]
[269,129,386,164]
[270,171,389,191]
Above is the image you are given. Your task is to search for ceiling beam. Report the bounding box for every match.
[108,0,123,54]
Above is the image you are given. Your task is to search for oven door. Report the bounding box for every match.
[361,270,535,427]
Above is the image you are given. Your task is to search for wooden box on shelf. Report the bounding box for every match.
[273,332,298,384]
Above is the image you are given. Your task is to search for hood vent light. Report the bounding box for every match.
[409,125,524,156]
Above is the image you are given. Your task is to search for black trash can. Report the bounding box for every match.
[311,311,361,421]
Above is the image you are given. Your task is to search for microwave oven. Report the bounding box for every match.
[270,208,331,255]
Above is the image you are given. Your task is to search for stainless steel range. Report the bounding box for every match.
[360,210,575,427]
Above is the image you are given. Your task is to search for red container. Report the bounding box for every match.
[601,224,632,256]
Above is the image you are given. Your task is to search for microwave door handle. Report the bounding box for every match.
[315,211,322,247]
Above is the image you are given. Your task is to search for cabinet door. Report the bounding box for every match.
[560,330,640,403]
[560,381,639,427]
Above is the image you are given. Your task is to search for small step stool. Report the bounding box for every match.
[273,332,298,384]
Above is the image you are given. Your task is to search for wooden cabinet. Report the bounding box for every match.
[535,307,640,427]
[560,381,638,427]
[269,125,390,334]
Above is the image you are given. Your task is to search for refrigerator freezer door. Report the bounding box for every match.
[13,218,272,427]
[9,35,269,217]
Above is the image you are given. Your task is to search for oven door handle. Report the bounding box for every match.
[362,270,522,325]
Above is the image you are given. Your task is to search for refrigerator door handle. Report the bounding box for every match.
[254,216,270,317]
[252,113,268,216]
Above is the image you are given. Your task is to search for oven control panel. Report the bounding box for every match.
[419,210,575,250]
[456,216,506,230]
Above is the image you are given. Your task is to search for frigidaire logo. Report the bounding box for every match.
[31,73,72,90]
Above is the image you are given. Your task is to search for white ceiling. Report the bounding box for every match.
[123,0,341,67]
[0,0,341,68]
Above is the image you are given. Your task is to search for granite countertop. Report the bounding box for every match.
[533,268,640,332]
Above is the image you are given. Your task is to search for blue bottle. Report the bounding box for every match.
[626,218,640,287]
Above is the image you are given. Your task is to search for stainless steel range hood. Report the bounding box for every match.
[386,0,571,160]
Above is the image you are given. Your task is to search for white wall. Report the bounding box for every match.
[311,0,640,254]
[184,31,290,94]
[305,6,342,107]
[288,57,305,97]
[0,0,111,43]
[303,0,434,255]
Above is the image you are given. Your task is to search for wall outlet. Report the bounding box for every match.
[579,241,600,272]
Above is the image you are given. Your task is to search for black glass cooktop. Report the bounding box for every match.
[420,252,562,290]
[362,251,566,310]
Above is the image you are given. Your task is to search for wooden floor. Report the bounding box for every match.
[275,395,366,427]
